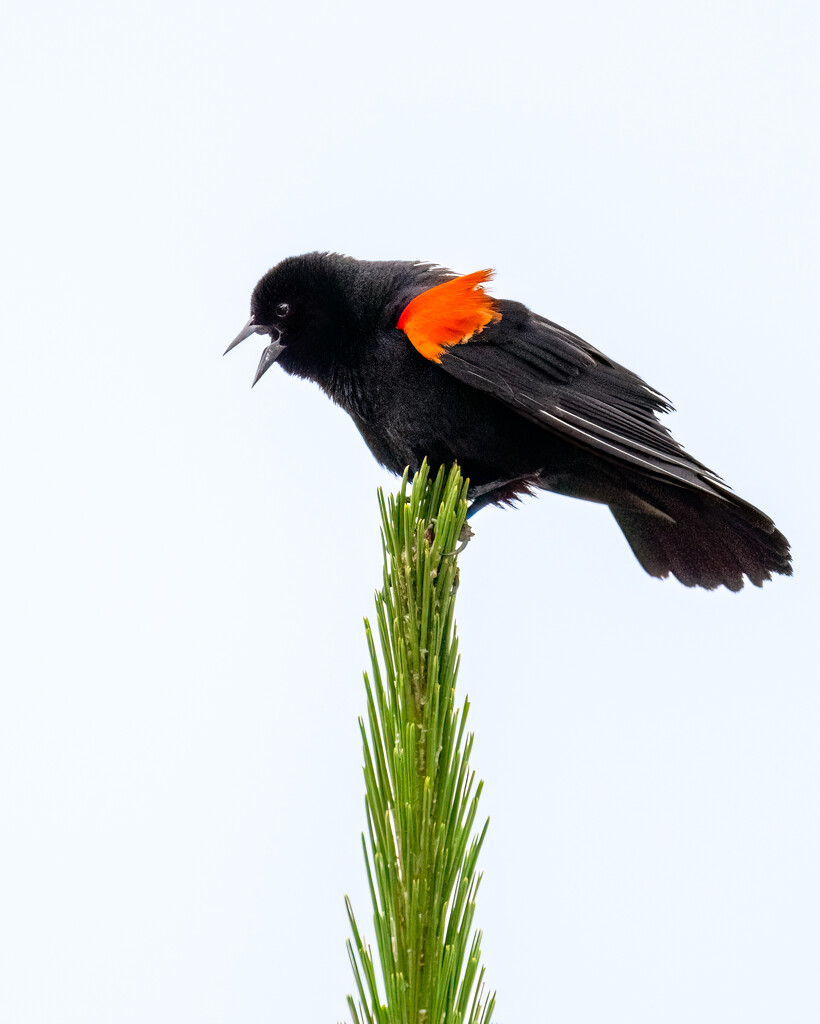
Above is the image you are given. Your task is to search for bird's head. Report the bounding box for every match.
[225,252,358,386]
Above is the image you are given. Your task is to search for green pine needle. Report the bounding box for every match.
[345,461,496,1024]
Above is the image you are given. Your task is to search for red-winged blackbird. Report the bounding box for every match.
[226,252,791,591]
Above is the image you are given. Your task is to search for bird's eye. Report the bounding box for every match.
[276,302,290,318]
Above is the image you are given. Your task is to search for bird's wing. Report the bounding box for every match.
[433,300,731,498]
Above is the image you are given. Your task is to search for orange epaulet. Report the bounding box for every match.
[397,269,501,362]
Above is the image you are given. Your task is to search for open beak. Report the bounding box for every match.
[224,318,265,355]
[224,318,285,387]
[251,339,285,387]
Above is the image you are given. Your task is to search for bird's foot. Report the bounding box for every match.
[455,520,474,555]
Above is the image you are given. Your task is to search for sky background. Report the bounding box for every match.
[2,1,818,1021]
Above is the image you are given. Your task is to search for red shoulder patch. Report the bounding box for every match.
[396,269,502,362]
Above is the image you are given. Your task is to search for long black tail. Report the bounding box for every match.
[610,482,792,591]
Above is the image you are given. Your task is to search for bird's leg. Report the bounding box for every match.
[440,475,541,554]
[466,474,542,518]
[466,491,497,519]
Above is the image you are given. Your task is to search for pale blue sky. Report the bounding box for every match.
[1,1,818,1021]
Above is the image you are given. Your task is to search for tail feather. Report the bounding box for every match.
[610,483,792,591]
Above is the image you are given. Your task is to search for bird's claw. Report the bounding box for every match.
[455,521,474,555]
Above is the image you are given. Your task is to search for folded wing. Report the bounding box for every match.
[436,300,746,509]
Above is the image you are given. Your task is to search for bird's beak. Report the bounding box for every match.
[224,318,265,355]
[224,318,286,387]
[252,339,285,387]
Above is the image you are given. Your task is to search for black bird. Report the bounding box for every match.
[226,252,791,591]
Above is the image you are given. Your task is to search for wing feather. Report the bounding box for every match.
[438,301,732,499]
